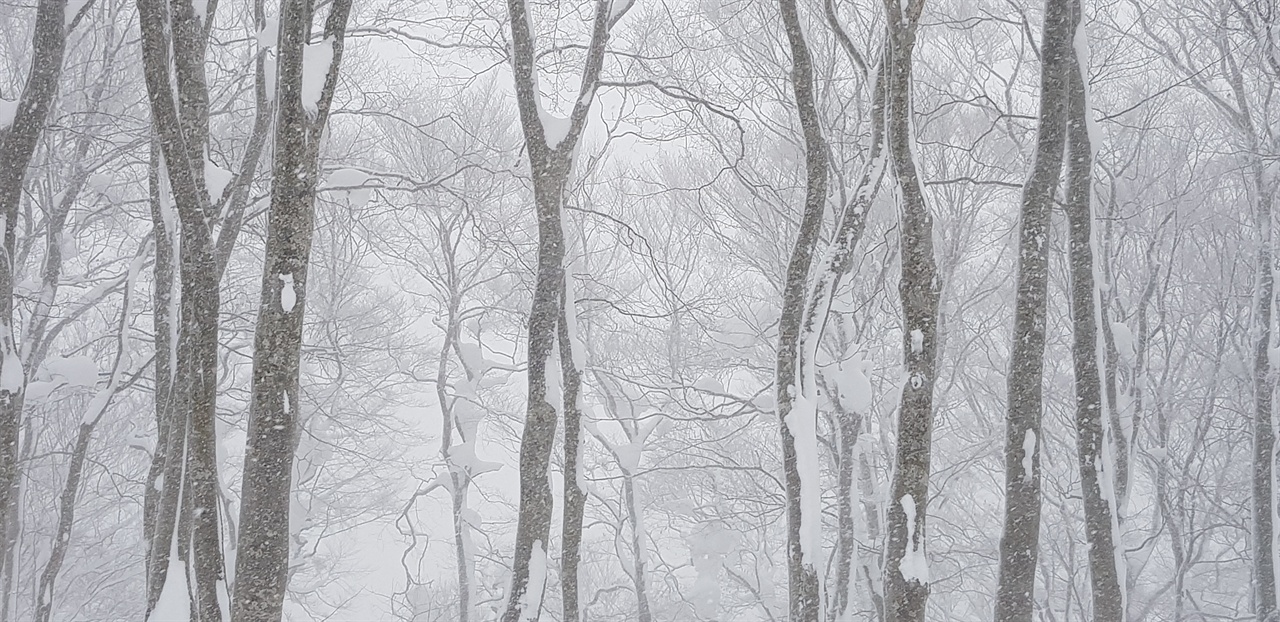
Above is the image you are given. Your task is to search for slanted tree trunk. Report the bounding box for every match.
[231,0,353,619]
[993,0,1074,619]
[34,246,145,622]
[879,1,941,620]
[0,0,69,575]
[1064,11,1126,619]
[500,2,629,620]
[772,0,832,619]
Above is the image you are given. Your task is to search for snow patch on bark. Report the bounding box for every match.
[279,273,296,312]
[785,389,821,568]
[898,494,929,584]
[148,537,190,622]
[519,540,548,621]
[302,37,336,117]
[1022,429,1036,483]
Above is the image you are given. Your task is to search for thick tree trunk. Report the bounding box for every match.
[232,0,353,620]
[136,0,227,617]
[880,2,940,621]
[773,0,831,619]
[0,0,69,572]
[1064,20,1126,620]
[993,1,1074,619]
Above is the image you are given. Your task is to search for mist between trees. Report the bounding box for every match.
[0,0,1274,620]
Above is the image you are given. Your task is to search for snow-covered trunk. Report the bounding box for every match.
[0,0,69,578]
[773,0,831,618]
[621,469,652,622]
[830,394,863,622]
[232,0,353,619]
[33,245,144,622]
[1064,15,1126,619]
[501,2,624,620]
[559,273,587,622]
[437,294,474,622]
[879,2,940,620]
[993,1,1073,619]
[144,137,186,615]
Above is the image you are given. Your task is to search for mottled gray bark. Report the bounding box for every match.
[559,289,587,622]
[1064,21,1126,619]
[773,0,831,618]
[0,0,70,576]
[231,0,353,619]
[500,1,626,620]
[880,1,940,621]
[993,0,1074,619]
[136,0,226,616]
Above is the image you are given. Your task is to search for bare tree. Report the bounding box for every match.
[232,0,355,619]
[993,0,1075,619]
[0,0,72,580]
[500,1,632,621]
[1065,3,1125,617]
[879,0,941,619]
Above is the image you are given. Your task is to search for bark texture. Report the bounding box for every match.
[0,0,69,573]
[992,0,1074,618]
[773,0,831,618]
[1064,17,1127,619]
[880,1,941,620]
[500,2,626,620]
[231,0,353,619]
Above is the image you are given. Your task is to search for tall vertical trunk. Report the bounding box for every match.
[135,0,227,616]
[993,1,1073,619]
[0,0,69,575]
[559,286,586,622]
[500,2,625,620]
[773,0,831,618]
[232,0,353,619]
[879,2,940,621]
[1064,14,1126,619]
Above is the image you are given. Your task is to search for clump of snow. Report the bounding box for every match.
[536,105,570,150]
[205,159,232,203]
[0,99,16,129]
[257,18,279,48]
[302,37,336,117]
[518,540,548,622]
[609,0,636,22]
[693,376,724,394]
[87,172,113,195]
[448,440,502,477]
[1110,321,1135,364]
[279,273,296,312]
[147,539,190,622]
[688,521,736,619]
[899,494,929,584]
[833,353,873,415]
[325,168,372,207]
[1021,429,1036,483]
[0,350,24,393]
[910,329,923,354]
[784,391,821,567]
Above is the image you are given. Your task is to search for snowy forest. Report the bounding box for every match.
[0,0,1276,620]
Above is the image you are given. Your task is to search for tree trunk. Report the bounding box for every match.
[773,0,831,618]
[880,2,940,621]
[232,0,353,619]
[1064,18,1126,619]
[500,2,624,620]
[993,0,1074,619]
[0,0,69,574]
[136,0,227,616]
[559,287,586,622]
